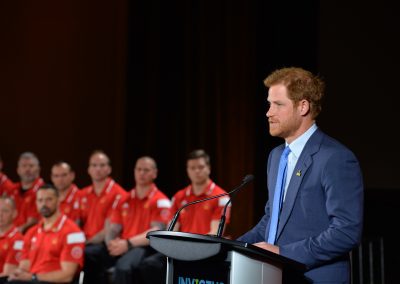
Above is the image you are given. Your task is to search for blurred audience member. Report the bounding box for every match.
[7,152,44,233]
[0,197,23,283]
[7,184,85,283]
[51,161,81,224]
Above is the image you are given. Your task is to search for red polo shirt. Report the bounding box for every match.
[170,181,230,234]
[21,214,85,273]
[0,226,23,273]
[79,178,127,240]
[6,178,44,227]
[59,184,81,222]
[110,184,171,239]
[0,173,15,196]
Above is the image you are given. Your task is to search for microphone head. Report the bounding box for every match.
[242,174,254,184]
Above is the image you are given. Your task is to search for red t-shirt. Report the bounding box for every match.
[59,184,81,222]
[6,178,44,227]
[110,184,171,239]
[170,181,230,234]
[0,226,24,273]
[79,178,127,240]
[22,214,85,273]
[0,173,15,196]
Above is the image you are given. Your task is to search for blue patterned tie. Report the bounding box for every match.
[267,146,291,244]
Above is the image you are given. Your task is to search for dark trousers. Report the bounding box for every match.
[113,246,156,284]
[83,243,116,284]
[137,252,167,284]
[83,243,156,284]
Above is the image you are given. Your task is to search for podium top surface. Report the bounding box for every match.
[147,230,305,271]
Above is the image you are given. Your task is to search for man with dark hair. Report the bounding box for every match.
[170,149,229,235]
[6,152,44,233]
[8,184,85,283]
[0,155,15,197]
[50,161,80,223]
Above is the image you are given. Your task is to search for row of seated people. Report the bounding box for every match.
[0,149,231,284]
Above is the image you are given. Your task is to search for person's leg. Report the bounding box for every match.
[137,252,167,284]
[113,247,155,284]
[83,243,115,284]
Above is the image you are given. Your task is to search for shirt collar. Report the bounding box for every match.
[38,214,67,233]
[287,123,318,158]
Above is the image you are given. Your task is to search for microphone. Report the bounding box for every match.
[167,174,254,232]
[216,174,254,237]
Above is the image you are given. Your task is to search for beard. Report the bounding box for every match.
[40,206,56,218]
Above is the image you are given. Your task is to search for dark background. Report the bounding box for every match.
[1,1,399,281]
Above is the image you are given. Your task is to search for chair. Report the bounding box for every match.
[350,236,385,284]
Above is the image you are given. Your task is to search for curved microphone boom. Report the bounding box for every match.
[216,174,254,237]
[167,174,254,232]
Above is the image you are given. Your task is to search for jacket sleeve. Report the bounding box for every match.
[279,149,364,269]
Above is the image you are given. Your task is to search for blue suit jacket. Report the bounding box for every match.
[238,129,364,283]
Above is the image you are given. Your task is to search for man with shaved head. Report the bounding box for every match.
[80,150,128,284]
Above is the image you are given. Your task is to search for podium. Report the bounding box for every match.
[147,231,305,284]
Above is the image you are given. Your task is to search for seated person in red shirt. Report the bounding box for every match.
[83,156,171,284]
[0,197,23,284]
[138,149,230,284]
[6,152,44,234]
[169,149,230,235]
[7,184,85,284]
[79,150,127,245]
[0,155,15,197]
[50,161,81,224]
[81,151,127,284]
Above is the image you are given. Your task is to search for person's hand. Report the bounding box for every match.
[8,268,32,281]
[253,241,280,254]
[107,238,128,256]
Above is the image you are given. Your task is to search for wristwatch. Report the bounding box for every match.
[126,239,134,250]
[31,273,38,282]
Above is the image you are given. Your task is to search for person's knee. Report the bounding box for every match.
[114,255,134,272]
[86,243,109,260]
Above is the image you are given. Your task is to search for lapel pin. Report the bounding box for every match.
[296,170,301,177]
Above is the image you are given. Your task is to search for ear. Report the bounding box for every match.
[299,99,310,116]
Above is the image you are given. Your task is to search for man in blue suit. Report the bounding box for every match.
[238,67,364,283]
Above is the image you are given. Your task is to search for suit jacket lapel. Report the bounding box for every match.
[276,130,323,239]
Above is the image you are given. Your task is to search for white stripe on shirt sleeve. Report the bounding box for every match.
[157,199,171,208]
[218,196,230,207]
[67,232,86,244]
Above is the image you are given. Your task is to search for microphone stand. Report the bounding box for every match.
[167,174,254,233]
